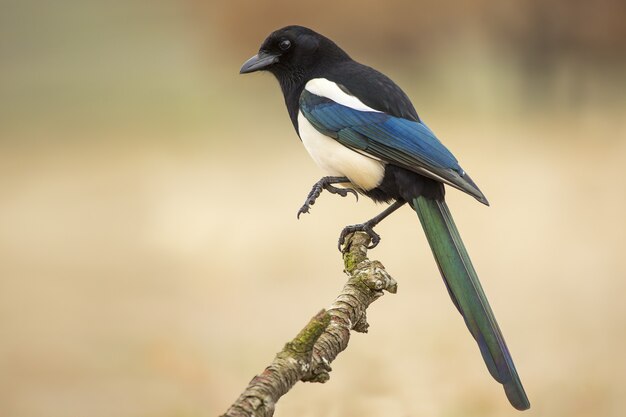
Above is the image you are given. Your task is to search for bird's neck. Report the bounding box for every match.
[275,54,351,132]
[275,69,309,132]
[283,82,306,132]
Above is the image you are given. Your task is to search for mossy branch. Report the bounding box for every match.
[220,232,397,417]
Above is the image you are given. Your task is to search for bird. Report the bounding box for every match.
[239,25,530,411]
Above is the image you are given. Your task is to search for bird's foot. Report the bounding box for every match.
[297,176,358,218]
[338,222,381,251]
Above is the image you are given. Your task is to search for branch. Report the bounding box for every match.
[221,232,398,417]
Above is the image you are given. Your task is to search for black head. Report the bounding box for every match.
[240,26,349,86]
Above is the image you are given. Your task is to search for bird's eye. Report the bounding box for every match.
[279,39,291,51]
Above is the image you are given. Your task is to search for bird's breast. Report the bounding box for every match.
[297,112,385,191]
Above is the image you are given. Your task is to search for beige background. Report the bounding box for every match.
[1,1,625,416]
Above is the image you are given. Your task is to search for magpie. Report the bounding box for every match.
[240,25,530,410]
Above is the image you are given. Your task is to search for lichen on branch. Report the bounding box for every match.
[221,232,397,417]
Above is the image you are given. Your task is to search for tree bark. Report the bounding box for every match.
[220,232,397,417]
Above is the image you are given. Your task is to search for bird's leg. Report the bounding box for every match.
[297,176,358,218]
[339,200,407,250]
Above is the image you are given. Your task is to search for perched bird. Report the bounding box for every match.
[240,25,530,410]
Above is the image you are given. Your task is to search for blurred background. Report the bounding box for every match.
[1,1,625,416]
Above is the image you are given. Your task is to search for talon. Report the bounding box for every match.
[342,187,359,202]
[351,189,359,202]
[367,233,381,249]
[337,223,380,251]
[296,176,354,218]
[325,184,358,201]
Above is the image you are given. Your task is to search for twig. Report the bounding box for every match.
[220,232,398,417]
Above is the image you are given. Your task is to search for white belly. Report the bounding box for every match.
[297,112,385,191]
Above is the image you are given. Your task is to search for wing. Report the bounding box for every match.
[299,88,489,205]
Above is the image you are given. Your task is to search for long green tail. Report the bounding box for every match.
[413,196,530,410]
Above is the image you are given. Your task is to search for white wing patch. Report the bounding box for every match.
[297,112,385,191]
[304,78,381,113]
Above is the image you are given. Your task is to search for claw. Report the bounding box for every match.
[324,184,358,201]
[338,223,381,251]
[297,206,309,219]
[296,176,357,218]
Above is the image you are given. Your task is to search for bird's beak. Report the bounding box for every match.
[239,51,279,74]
